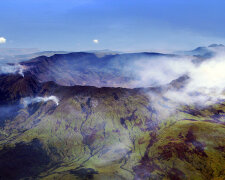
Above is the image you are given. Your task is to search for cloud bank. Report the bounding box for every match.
[130,56,192,87]
[125,48,225,117]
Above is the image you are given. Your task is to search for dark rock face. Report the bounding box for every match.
[0,138,51,180]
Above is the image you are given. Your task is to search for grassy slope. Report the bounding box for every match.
[0,81,224,179]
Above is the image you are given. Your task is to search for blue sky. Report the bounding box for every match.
[1,0,225,52]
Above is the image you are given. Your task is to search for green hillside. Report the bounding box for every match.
[0,75,224,179]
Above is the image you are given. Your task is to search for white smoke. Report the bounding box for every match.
[0,63,26,77]
[22,96,59,107]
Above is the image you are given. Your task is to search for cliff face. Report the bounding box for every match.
[0,73,224,180]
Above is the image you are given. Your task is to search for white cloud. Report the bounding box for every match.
[118,48,225,118]
[130,56,192,87]
[0,64,26,77]
[0,37,6,44]
[93,39,99,44]
[22,96,59,107]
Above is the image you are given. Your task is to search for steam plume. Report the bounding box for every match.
[22,96,59,107]
[0,64,26,77]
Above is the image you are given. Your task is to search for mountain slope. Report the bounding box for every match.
[0,74,224,179]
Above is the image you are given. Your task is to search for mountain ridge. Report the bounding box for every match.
[18,51,177,88]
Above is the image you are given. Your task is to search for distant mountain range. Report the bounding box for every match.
[0,48,39,56]
[0,48,121,63]
[0,49,69,63]
[1,44,223,64]
[176,43,225,58]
